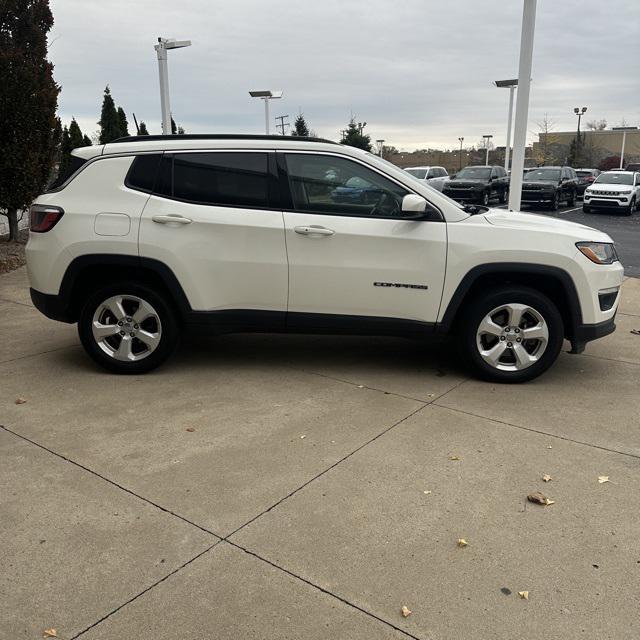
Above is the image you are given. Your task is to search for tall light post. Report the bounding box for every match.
[508,0,537,212]
[458,137,464,171]
[249,90,283,134]
[574,106,587,149]
[494,79,518,170]
[376,139,385,157]
[482,134,493,165]
[612,125,638,168]
[154,37,192,135]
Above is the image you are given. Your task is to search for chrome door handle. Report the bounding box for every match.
[152,214,192,225]
[294,225,334,236]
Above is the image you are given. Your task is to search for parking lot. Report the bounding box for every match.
[2,263,640,640]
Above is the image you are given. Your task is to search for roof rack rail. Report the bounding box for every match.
[109,133,337,145]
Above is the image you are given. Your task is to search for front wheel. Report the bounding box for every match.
[583,204,591,213]
[480,190,490,206]
[548,192,559,211]
[78,283,179,374]
[567,190,576,207]
[625,197,635,216]
[499,188,508,204]
[459,286,564,383]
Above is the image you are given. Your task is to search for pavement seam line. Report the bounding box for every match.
[224,540,424,640]
[0,296,33,308]
[0,424,224,538]
[0,343,79,366]
[576,351,640,367]
[70,540,222,639]
[225,377,469,539]
[431,403,640,460]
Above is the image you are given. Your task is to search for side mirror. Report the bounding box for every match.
[401,194,428,218]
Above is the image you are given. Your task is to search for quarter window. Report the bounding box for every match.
[126,154,162,193]
[285,154,410,218]
[157,152,270,208]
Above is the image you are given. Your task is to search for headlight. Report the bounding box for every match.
[620,190,632,195]
[576,242,618,265]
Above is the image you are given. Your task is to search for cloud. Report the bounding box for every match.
[50,0,640,150]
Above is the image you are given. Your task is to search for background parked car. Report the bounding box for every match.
[404,166,449,191]
[521,166,578,210]
[624,162,640,172]
[330,176,384,204]
[442,165,509,205]
[583,170,639,216]
[575,168,600,196]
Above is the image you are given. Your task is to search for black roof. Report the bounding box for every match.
[109,133,337,145]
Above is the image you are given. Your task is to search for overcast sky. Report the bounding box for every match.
[49,0,640,151]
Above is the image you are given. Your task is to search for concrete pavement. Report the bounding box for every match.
[1,266,639,639]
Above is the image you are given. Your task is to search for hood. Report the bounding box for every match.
[522,180,558,188]
[586,183,632,193]
[482,209,611,240]
[446,179,486,186]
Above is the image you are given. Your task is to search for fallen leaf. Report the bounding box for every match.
[542,474,552,482]
[449,455,461,461]
[300,435,306,439]
[185,427,195,432]
[598,475,609,484]
[423,490,432,495]
[518,591,529,600]
[401,605,412,618]
[527,491,555,506]
[500,587,512,595]
[457,538,468,547]
[630,329,640,336]
[43,630,57,638]
[15,397,27,404]
[546,445,553,449]
[357,385,365,388]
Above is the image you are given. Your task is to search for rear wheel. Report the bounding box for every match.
[78,283,179,374]
[459,286,564,383]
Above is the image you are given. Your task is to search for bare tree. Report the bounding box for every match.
[533,114,560,165]
[585,119,607,131]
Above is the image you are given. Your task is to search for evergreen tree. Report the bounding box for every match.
[82,134,92,146]
[68,117,84,149]
[58,125,72,181]
[98,86,121,143]
[138,121,150,135]
[0,0,60,239]
[177,125,185,135]
[117,106,129,137]
[291,114,310,137]
[340,117,372,151]
[171,116,177,135]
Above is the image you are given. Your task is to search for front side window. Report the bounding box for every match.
[157,152,270,207]
[285,153,410,218]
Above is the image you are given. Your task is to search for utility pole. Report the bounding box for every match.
[508,0,537,212]
[154,37,192,135]
[458,137,464,171]
[275,115,290,136]
[483,134,493,165]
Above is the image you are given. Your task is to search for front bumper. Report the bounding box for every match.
[521,190,556,203]
[583,195,631,209]
[570,316,616,353]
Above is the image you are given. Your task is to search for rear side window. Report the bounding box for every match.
[157,152,270,208]
[125,154,162,193]
[46,155,88,192]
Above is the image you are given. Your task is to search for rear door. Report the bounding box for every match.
[280,152,447,329]
[139,151,287,324]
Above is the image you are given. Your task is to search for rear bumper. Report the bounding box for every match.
[30,288,75,323]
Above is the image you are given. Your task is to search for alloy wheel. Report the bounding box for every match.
[91,295,162,362]
[476,303,549,371]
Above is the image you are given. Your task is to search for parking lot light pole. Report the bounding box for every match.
[483,135,493,165]
[249,90,283,134]
[376,139,385,157]
[458,137,464,171]
[573,106,587,146]
[154,37,192,135]
[508,0,537,212]
[612,126,637,168]
[494,79,518,171]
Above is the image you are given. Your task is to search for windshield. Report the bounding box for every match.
[456,167,491,180]
[405,168,428,179]
[576,170,595,177]
[594,172,633,186]
[526,168,560,181]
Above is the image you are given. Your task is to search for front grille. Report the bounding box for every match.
[591,191,620,197]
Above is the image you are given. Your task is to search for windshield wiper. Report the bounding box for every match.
[463,204,489,215]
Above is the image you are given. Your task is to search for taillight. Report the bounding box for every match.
[30,204,64,232]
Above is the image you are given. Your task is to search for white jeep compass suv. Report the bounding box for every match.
[27,134,624,382]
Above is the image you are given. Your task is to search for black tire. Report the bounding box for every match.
[548,191,559,211]
[458,286,564,383]
[625,197,635,216]
[582,204,591,213]
[567,189,576,207]
[480,190,490,206]
[78,282,179,374]
[499,187,508,204]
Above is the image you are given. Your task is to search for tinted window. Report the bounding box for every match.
[457,167,491,180]
[526,168,561,181]
[158,152,269,207]
[285,153,410,218]
[46,155,88,192]
[405,168,427,179]
[126,154,162,192]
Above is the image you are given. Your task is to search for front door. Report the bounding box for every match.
[139,151,288,322]
[280,152,447,329]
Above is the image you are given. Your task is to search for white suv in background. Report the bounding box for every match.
[404,166,449,191]
[27,134,623,382]
[583,170,639,215]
